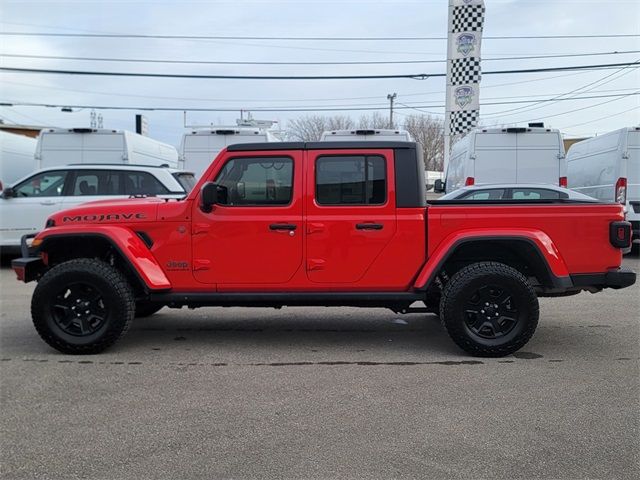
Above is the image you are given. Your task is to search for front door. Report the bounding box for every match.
[191,151,303,286]
[0,170,68,247]
[305,149,397,283]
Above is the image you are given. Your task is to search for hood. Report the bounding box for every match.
[48,197,164,227]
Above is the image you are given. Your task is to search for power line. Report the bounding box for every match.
[1,68,607,104]
[500,90,640,125]
[1,62,637,80]
[2,31,638,41]
[2,50,639,66]
[3,92,638,113]
[562,106,640,129]
[481,60,640,118]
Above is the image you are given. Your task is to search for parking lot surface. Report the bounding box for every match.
[1,256,639,480]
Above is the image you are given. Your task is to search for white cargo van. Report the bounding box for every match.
[0,131,37,188]
[439,126,566,193]
[180,127,280,178]
[566,127,640,243]
[35,128,178,169]
[320,129,413,142]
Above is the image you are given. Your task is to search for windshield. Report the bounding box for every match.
[172,172,197,192]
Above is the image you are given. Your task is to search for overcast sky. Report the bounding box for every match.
[1,0,639,147]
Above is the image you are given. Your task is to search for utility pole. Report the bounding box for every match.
[387,93,397,128]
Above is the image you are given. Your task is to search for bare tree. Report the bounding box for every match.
[357,111,392,129]
[402,114,445,171]
[285,115,354,141]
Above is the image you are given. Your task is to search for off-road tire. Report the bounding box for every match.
[135,301,164,318]
[440,262,539,357]
[32,258,135,354]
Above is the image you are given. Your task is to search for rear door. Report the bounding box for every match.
[305,149,397,283]
[473,132,517,184]
[516,132,561,184]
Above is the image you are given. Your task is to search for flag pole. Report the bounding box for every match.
[443,0,453,175]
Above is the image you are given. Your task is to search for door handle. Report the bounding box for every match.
[356,223,383,230]
[269,223,297,231]
[40,200,56,206]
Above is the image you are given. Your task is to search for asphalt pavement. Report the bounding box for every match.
[1,256,638,479]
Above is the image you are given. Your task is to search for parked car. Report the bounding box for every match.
[179,122,280,178]
[436,125,566,193]
[0,131,37,189]
[436,184,598,202]
[0,164,194,252]
[566,126,640,243]
[320,129,413,142]
[36,128,179,169]
[11,141,634,356]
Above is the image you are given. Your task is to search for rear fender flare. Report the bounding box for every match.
[36,226,171,291]
[413,229,570,290]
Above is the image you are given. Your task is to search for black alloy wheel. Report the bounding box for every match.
[51,282,109,336]
[439,262,539,357]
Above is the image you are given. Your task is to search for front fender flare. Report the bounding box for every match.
[36,226,172,291]
[413,229,570,290]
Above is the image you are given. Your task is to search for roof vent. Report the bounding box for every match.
[528,122,544,128]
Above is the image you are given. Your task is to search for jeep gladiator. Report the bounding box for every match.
[12,141,636,356]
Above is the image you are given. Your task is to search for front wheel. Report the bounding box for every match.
[440,262,539,357]
[31,259,135,354]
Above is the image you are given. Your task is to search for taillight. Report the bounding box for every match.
[559,176,567,188]
[615,177,627,204]
[610,221,631,248]
[465,177,475,186]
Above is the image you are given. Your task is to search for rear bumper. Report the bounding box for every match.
[570,268,636,290]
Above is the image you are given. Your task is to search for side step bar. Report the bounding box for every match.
[149,292,425,309]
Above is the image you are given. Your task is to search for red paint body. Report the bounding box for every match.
[27,146,627,294]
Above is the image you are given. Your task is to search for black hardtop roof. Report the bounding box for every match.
[226,141,417,151]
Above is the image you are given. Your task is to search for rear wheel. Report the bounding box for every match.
[439,262,539,357]
[32,258,135,354]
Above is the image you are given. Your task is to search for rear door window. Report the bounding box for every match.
[71,170,121,196]
[315,155,386,205]
[511,188,566,200]
[124,171,169,196]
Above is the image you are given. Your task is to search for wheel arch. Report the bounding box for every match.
[414,233,571,292]
[36,229,171,293]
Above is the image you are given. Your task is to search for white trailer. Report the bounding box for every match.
[566,126,640,243]
[320,129,413,142]
[439,126,566,193]
[35,128,178,169]
[0,131,37,188]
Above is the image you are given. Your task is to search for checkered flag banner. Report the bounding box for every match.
[450,110,479,135]
[445,0,485,136]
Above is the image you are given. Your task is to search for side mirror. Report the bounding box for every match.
[1,187,15,199]
[433,179,445,193]
[199,182,228,212]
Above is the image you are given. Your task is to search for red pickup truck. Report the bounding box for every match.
[12,141,635,357]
